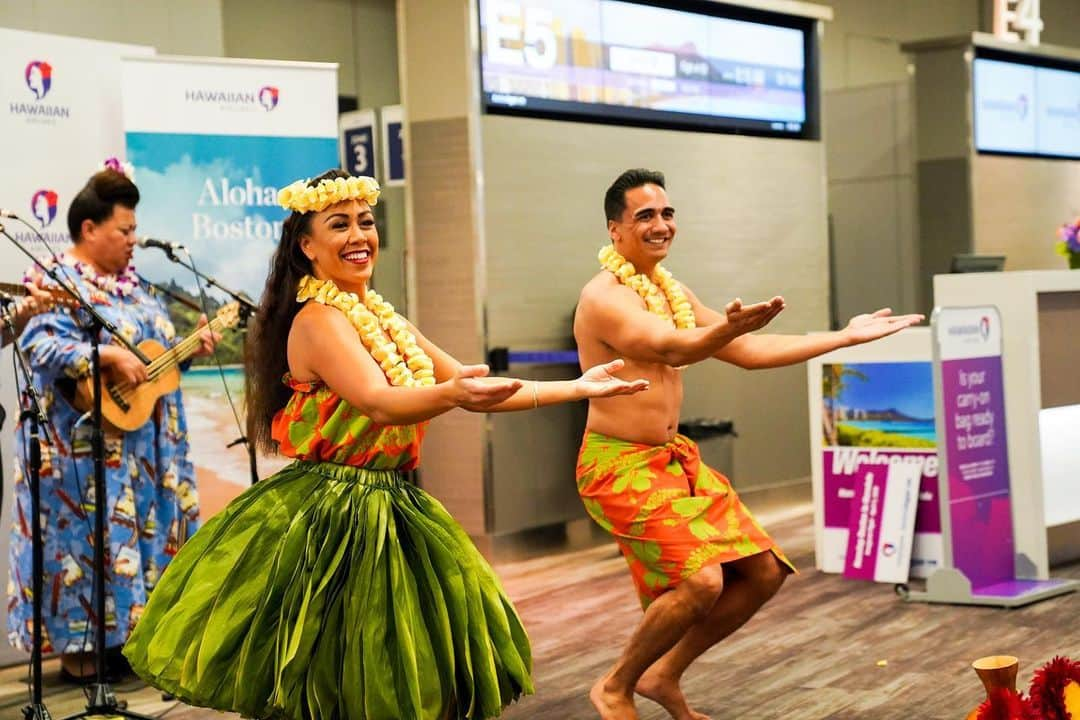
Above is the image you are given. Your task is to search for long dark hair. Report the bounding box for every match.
[244,168,350,452]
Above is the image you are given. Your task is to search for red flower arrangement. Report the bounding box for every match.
[976,687,1031,720]
[1027,656,1080,720]
[975,656,1080,720]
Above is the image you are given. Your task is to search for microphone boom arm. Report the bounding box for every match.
[142,243,257,315]
[0,220,152,364]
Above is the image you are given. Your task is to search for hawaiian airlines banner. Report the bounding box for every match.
[0,28,154,665]
[121,56,339,514]
[0,28,153,280]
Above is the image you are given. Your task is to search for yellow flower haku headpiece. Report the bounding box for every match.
[278,175,381,215]
[599,245,696,329]
[296,275,436,388]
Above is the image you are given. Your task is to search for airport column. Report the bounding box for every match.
[397,0,491,538]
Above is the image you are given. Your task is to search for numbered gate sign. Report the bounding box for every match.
[381,105,405,187]
[339,109,377,177]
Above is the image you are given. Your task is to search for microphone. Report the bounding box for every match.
[1,209,21,219]
[137,236,187,252]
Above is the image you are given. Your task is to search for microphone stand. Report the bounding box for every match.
[0,221,154,720]
[1,296,52,720]
[142,245,259,486]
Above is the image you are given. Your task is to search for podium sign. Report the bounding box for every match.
[902,306,1076,606]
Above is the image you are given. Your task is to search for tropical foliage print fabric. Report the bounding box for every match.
[576,431,794,608]
[271,375,425,470]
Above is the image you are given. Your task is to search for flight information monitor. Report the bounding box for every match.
[973,47,1080,160]
[478,0,818,138]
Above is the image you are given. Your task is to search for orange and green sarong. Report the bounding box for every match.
[576,430,795,609]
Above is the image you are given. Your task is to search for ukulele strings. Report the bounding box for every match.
[109,314,227,400]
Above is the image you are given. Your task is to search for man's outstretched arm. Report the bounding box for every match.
[580,280,783,367]
[683,285,923,370]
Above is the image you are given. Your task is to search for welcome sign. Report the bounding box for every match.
[819,360,942,580]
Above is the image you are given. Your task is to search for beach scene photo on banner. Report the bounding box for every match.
[126,132,337,520]
[822,362,936,449]
[165,289,290,520]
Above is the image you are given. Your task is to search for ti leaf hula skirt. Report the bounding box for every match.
[123,460,533,720]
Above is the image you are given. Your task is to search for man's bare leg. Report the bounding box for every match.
[590,564,726,720]
[636,552,788,720]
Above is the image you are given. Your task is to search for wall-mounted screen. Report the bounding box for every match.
[973,48,1080,160]
[477,0,818,139]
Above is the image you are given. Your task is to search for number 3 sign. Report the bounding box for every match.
[339,109,377,177]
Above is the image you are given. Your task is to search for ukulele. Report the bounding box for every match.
[74,302,241,432]
[0,282,81,310]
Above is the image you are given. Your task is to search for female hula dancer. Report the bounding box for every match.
[123,169,649,720]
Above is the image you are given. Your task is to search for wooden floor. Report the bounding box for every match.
[2,503,1077,720]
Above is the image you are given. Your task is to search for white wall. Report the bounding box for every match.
[822,0,1080,92]
[220,0,399,107]
[222,0,355,94]
[821,0,979,91]
[220,0,408,311]
[821,1,978,323]
[0,0,224,56]
[826,82,919,318]
[822,0,1080,321]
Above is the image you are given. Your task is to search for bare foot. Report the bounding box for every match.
[590,673,640,720]
[636,670,711,720]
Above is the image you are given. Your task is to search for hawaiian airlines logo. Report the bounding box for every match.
[947,316,994,341]
[30,189,59,228]
[258,86,279,111]
[881,543,897,558]
[185,85,281,112]
[25,61,52,99]
[10,60,69,120]
[1045,99,1080,124]
[983,93,1029,121]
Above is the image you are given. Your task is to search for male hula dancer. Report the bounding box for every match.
[574,169,923,720]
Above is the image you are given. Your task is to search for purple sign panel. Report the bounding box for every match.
[842,468,885,581]
[842,460,923,583]
[940,354,1014,588]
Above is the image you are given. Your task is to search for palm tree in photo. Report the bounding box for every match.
[822,364,867,446]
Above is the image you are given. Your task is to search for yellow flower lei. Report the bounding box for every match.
[296,275,436,387]
[278,175,381,214]
[598,245,696,329]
